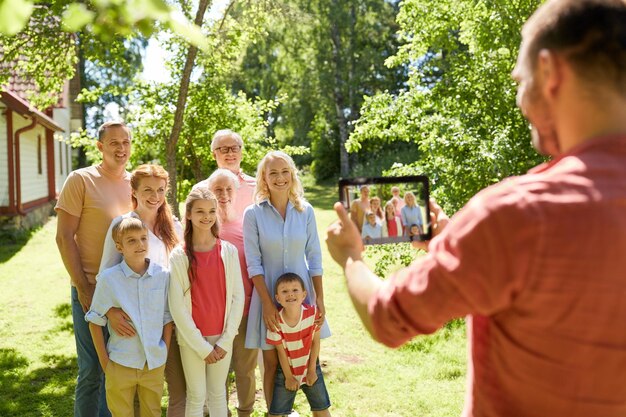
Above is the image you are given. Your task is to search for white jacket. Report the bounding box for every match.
[168,241,244,360]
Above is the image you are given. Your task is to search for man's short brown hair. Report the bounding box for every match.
[522,0,626,94]
[97,121,132,142]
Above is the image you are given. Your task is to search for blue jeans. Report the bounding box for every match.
[269,362,331,415]
[71,286,111,417]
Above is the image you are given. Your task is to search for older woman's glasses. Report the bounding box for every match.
[216,145,242,154]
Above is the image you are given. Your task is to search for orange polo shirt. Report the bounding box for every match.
[55,165,132,285]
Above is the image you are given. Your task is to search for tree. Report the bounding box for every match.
[126,0,284,214]
[0,0,208,112]
[232,0,405,180]
[0,3,76,109]
[349,0,545,213]
[164,0,212,217]
[79,34,147,130]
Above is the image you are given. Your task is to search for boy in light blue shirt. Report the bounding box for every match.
[361,211,383,243]
[86,217,172,417]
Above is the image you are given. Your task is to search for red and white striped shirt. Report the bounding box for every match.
[266,304,319,385]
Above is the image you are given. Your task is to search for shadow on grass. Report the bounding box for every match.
[53,303,74,334]
[0,227,41,265]
[0,348,76,416]
[304,179,339,210]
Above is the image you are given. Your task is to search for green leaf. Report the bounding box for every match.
[62,3,96,32]
[167,11,209,52]
[143,0,171,16]
[0,0,34,36]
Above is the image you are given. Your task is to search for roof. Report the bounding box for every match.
[0,89,64,132]
[0,59,39,101]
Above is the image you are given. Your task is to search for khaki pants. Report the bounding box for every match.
[105,361,165,417]
[230,316,259,417]
[165,332,186,417]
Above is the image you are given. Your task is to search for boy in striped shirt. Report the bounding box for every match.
[266,273,331,417]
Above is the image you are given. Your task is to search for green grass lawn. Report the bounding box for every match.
[0,180,466,417]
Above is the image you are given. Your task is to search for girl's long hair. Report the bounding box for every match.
[254,151,305,212]
[384,201,396,221]
[130,164,178,252]
[184,187,220,287]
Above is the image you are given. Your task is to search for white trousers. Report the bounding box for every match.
[180,335,232,417]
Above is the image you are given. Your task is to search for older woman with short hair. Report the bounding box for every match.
[206,168,258,417]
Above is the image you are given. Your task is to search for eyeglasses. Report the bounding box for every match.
[216,145,242,154]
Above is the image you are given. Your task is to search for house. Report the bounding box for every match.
[0,70,82,231]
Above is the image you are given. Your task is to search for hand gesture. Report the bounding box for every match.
[326,203,365,268]
[106,307,136,337]
[305,368,318,386]
[99,356,110,374]
[314,299,325,327]
[285,375,300,392]
[411,198,450,252]
[262,301,280,332]
[205,350,218,364]
[213,345,227,361]
[76,283,95,313]
[205,345,228,364]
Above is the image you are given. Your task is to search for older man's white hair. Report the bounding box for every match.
[210,129,244,151]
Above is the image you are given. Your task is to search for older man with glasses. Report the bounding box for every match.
[208,129,256,219]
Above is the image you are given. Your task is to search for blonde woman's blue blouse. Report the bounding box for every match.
[243,199,331,349]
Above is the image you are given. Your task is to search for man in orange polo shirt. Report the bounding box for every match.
[327,0,626,416]
[56,121,133,417]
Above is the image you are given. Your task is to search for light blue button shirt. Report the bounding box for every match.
[85,260,172,370]
[401,205,424,231]
[243,199,330,349]
[362,222,383,239]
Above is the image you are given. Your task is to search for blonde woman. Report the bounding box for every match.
[400,191,424,236]
[243,151,331,411]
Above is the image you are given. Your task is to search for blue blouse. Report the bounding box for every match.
[243,199,330,349]
[401,205,424,232]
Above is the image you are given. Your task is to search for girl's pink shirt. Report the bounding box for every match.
[191,240,226,336]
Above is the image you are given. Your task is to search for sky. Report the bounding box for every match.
[142,0,230,83]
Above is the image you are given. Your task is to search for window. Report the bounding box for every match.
[37,134,42,175]
[58,140,63,175]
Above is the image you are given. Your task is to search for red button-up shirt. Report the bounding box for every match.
[370,136,626,417]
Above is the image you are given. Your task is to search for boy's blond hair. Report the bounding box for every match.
[111,217,147,245]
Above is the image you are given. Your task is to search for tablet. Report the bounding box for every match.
[339,176,431,244]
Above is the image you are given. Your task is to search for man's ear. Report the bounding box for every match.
[96,140,104,153]
[537,49,563,102]
[115,242,123,254]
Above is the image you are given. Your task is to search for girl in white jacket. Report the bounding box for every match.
[168,187,244,417]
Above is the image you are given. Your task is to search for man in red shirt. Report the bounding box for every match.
[326,0,626,416]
